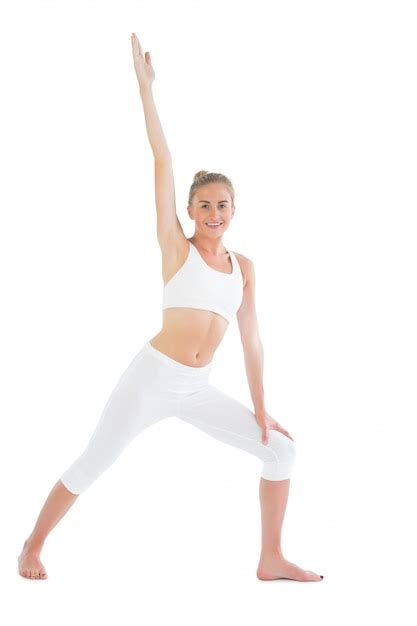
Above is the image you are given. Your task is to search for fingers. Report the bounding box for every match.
[278,429,293,441]
[131,32,144,56]
[131,34,152,68]
[271,423,294,441]
[258,417,294,445]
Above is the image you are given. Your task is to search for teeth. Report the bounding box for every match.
[206,223,221,226]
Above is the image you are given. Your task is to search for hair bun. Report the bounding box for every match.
[193,170,209,183]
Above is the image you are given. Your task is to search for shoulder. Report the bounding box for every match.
[233,252,255,289]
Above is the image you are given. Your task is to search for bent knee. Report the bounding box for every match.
[268,430,296,463]
[261,430,296,481]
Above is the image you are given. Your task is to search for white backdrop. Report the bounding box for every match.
[1,0,416,624]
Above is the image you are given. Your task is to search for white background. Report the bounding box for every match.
[1,0,416,624]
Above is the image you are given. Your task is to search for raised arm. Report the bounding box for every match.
[131,33,184,248]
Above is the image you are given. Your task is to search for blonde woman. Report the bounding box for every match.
[17,33,323,583]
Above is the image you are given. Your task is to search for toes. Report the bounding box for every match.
[19,563,46,579]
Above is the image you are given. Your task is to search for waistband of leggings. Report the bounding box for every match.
[142,341,213,375]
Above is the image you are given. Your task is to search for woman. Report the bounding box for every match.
[17,33,323,583]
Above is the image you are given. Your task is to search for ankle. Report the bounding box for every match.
[24,535,44,554]
[260,549,285,561]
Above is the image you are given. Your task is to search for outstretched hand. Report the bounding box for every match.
[131,32,155,90]
[255,410,294,445]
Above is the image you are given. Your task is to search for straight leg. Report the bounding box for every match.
[17,345,174,579]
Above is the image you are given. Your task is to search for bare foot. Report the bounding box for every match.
[18,539,48,580]
[257,555,323,582]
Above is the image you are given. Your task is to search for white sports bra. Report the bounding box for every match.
[162,240,244,323]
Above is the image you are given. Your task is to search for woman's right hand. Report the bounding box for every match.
[131,32,155,91]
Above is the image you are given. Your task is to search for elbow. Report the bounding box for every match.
[155,152,172,166]
[241,336,263,351]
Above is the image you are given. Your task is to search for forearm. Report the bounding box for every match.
[138,85,170,162]
[242,341,266,413]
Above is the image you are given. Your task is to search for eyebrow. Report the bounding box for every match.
[198,200,229,203]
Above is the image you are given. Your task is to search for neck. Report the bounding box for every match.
[191,234,227,256]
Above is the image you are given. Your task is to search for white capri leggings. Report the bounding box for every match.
[60,341,296,495]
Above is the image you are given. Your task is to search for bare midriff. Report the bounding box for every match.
[149,307,229,367]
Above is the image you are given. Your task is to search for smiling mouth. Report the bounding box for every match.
[205,222,223,228]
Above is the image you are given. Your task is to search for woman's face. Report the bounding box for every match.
[188,183,234,237]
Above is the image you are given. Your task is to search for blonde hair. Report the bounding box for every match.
[187,170,235,208]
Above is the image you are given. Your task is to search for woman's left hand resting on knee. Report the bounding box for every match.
[255,410,294,445]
